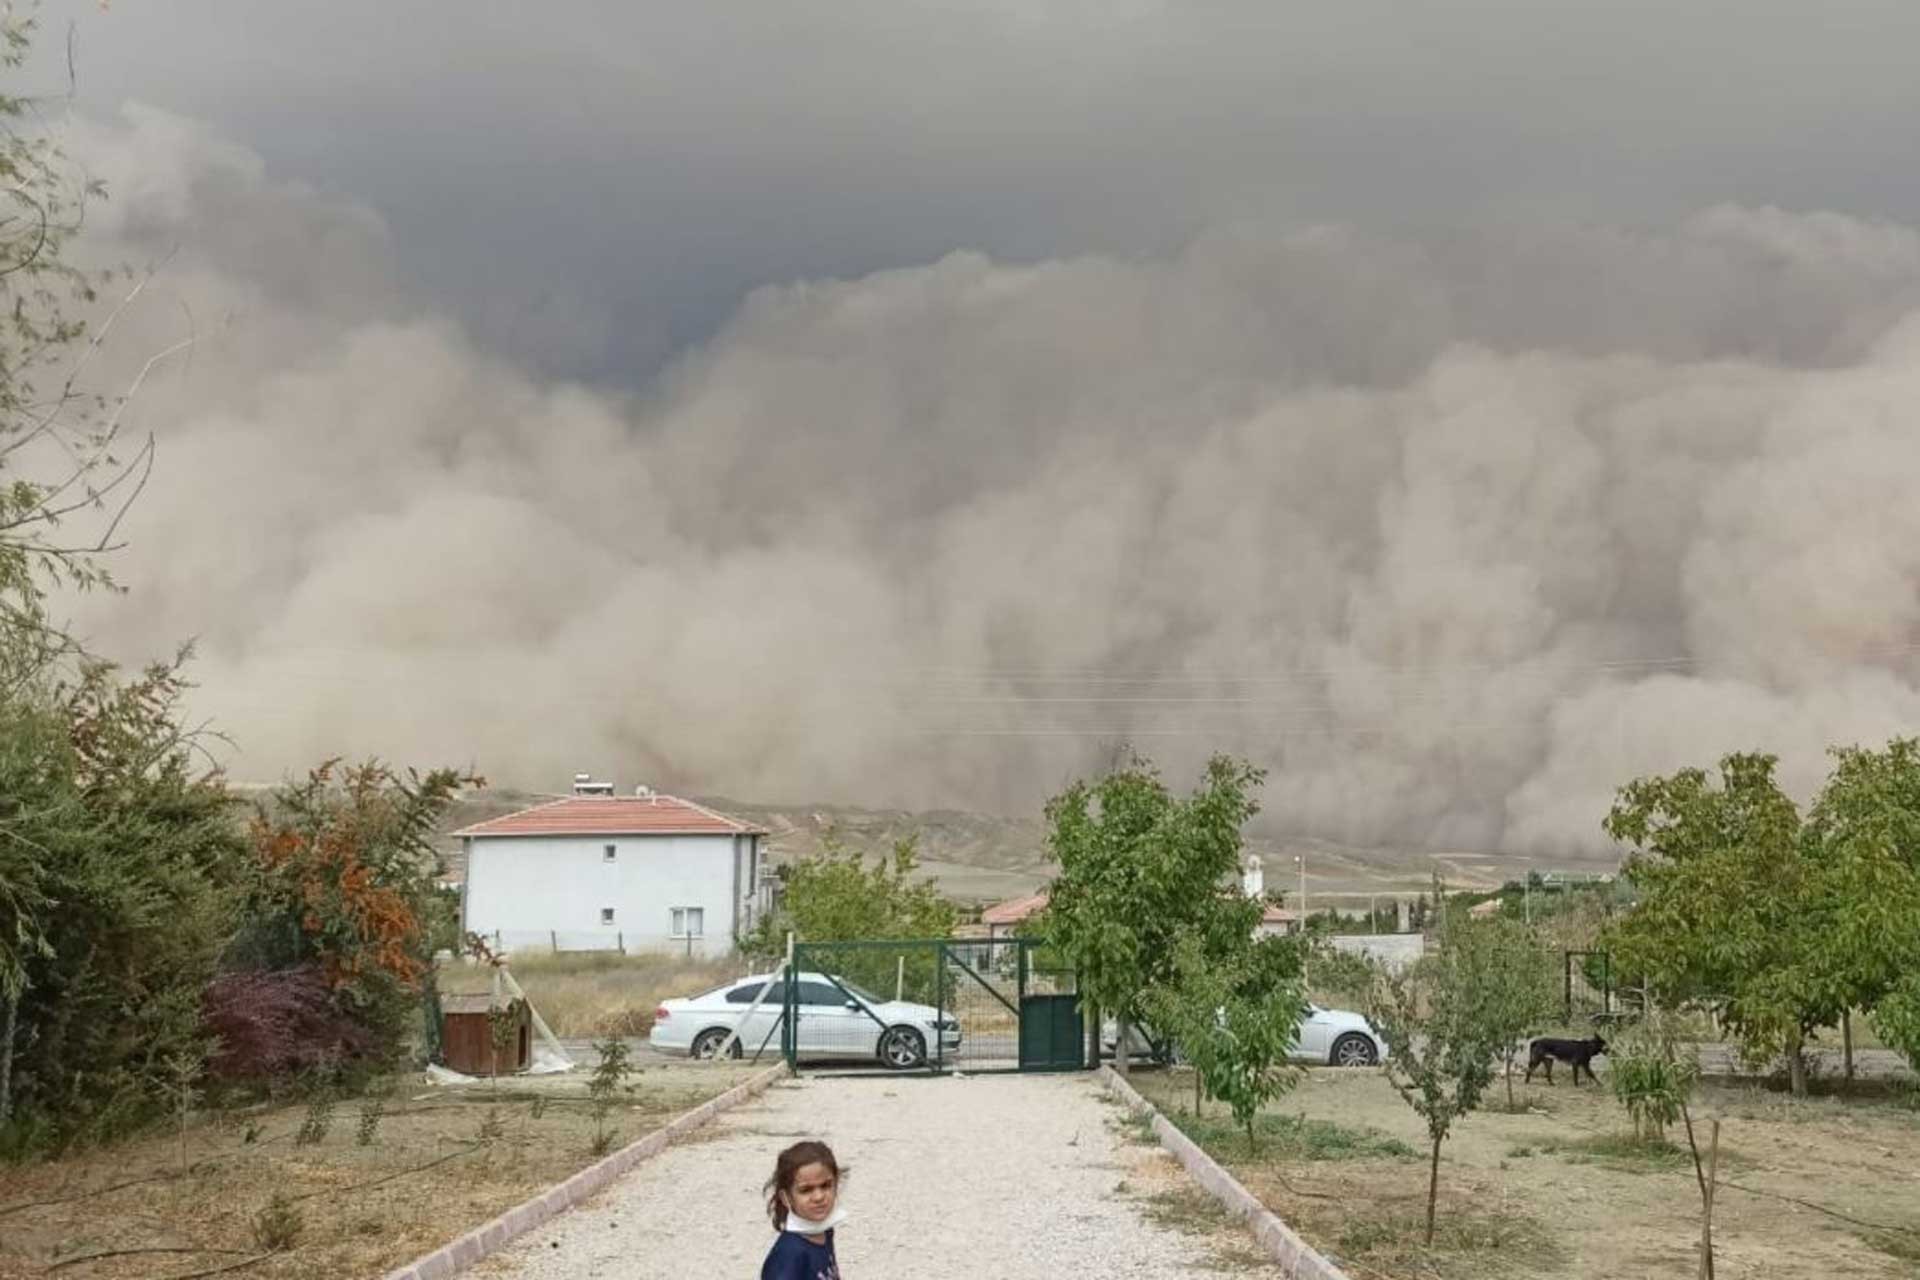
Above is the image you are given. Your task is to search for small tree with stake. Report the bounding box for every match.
[1367,928,1504,1245]
[1458,917,1561,1109]
[1143,932,1307,1145]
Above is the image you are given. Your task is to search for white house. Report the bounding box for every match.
[456,788,767,958]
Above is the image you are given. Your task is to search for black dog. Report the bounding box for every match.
[1524,1035,1607,1085]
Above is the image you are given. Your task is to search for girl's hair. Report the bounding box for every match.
[764,1140,843,1229]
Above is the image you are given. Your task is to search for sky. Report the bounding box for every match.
[21,1,1920,854]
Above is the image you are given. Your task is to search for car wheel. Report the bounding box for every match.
[877,1026,927,1070]
[691,1028,741,1060]
[1331,1033,1377,1067]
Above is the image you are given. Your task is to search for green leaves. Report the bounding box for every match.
[1144,932,1308,1143]
[1042,753,1267,1031]
[1606,740,1920,1086]
[746,833,956,954]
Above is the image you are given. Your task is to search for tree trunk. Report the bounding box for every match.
[1194,1065,1203,1117]
[0,987,17,1126]
[1425,1134,1443,1245]
[1504,1050,1515,1109]
[1115,1014,1132,1078]
[1842,1010,1855,1083]
[1787,1028,1808,1098]
[1086,1001,1100,1072]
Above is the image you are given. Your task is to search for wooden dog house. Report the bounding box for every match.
[439,993,532,1076]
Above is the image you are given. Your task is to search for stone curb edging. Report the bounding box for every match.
[1097,1066,1350,1280]
[381,1061,791,1280]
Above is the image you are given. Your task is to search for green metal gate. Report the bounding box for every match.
[782,938,1082,1075]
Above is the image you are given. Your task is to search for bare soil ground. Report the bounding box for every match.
[0,1059,760,1280]
[1135,1066,1920,1280]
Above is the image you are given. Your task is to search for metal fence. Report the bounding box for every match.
[1565,949,1614,1024]
[781,938,1082,1076]
[475,928,729,959]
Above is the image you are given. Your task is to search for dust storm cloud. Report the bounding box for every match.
[59,106,1920,854]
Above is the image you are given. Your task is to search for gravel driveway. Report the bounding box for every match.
[478,1073,1273,1278]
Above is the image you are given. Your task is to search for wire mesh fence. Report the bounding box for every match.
[782,938,1081,1075]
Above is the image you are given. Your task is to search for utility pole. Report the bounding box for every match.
[1295,854,1310,989]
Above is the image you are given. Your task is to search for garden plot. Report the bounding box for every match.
[1133,1067,1920,1280]
[0,1061,760,1280]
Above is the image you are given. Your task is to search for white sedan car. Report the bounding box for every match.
[649,970,962,1068]
[1104,1003,1388,1067]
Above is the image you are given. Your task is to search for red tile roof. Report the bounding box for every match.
[453,795,766,839]
[981,892,1050,926]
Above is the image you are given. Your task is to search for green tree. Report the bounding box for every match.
[0,659,245,1150]
[1606,746,1920,1095]
[0,12,217,1149]
[1604,753,1836,1096]
[1367,924,1507,1245]
[1144,932,1307,1147]
[1042,754,1265,1076]
[743,832,957,1001]
[1457,917,1561,1109]
[1800,739,1920,1076]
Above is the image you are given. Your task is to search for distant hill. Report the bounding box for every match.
[425,789,1052,905]
[420,787,1622,909]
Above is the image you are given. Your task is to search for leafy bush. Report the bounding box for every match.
[251,1192,305,1252]
[743,833,956,1001]
[1607,1013,1700,1141]
[0,662,248,1152]
[201,966,373,1083]
[237,761,476,1066]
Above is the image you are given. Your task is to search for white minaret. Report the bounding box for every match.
[1242,854,1265,899]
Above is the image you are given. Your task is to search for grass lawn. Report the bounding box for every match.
[1132,1066,1920,1280]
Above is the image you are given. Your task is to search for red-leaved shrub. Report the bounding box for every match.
[201,966,374,1081]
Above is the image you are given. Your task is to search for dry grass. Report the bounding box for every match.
[438,952,748,1038]
[1134,1066,1920,1280]
[0,1061,761,1280]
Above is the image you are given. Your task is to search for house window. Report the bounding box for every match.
[600,908,616,925]
[669,906,705,938]
[603,844,616,862]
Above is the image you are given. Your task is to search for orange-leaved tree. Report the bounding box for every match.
[241,760,478,1063]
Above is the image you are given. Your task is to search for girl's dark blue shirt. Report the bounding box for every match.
[760,1228,839,1280]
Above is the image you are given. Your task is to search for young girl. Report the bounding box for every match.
[760,1140,845,1280]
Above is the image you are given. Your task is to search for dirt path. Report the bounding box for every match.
[479,1073,1277,1278]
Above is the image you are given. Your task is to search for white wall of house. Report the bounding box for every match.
[461,833,758,958]
[1329,932,1426,972]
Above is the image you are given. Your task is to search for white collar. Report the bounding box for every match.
[784,1206,848,1236]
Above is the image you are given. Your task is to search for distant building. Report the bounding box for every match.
[981,892,1050,940]
[456,782,767,958]
[1256,903,1302,936]
[978,866,1302,941]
